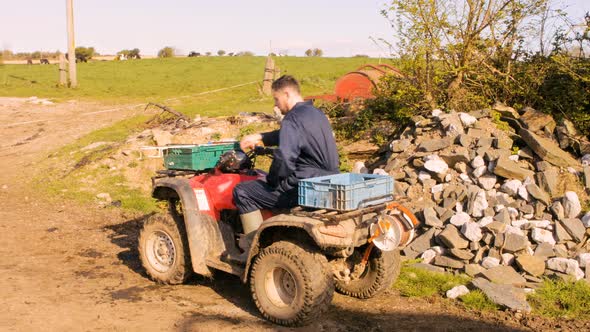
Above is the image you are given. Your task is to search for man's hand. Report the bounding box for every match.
[240,133,263,151]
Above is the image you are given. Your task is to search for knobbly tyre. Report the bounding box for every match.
[138,143,419,326]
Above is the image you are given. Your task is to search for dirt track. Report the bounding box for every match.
[0,97,585,331]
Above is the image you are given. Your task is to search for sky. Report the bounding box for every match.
[1,0,589,57]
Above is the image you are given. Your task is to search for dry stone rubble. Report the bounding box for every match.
[370,106,590,311]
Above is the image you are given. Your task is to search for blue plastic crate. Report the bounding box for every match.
[298,173,394,211]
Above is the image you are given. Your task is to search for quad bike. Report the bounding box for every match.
[138,145,419,326]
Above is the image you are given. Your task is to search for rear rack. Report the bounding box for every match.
[290,203,388,223]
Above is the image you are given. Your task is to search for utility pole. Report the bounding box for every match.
[66,0,77,87]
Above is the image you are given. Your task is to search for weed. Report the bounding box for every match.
[393,264,471,297]
[528,278,590,319]
[210,132,221,141]
[459,290,500,311]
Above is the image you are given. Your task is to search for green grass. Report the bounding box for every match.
[528,279,590,319]
[459,290,500,311]
[0,56,380,113]
[393,264,471,297]
[16,56,387,212]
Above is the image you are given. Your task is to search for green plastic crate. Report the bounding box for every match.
[163,142,240,171]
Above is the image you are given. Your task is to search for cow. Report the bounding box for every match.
[40,58,50,64]
[27,59,33,65]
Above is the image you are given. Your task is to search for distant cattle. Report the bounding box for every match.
[27,59,33,65]
[188,51,201,57]
[40,58,50,64]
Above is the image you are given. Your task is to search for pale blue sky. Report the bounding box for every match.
[1,0,588,57]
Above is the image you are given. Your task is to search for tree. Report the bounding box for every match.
[305,49,313,57]
[128,48,141,59]
[217,50,226,56]
[384,0,549,110]
[227,52,234,56]
[205,51,212,56]
[75,46,95,62]
[158,46,174,58]
[312,48,323,57]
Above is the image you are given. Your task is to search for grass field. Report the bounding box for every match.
[0,56,380,117]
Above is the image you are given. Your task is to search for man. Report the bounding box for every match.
[233,75,339,255]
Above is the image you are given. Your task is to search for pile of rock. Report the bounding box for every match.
[367,104,590,311]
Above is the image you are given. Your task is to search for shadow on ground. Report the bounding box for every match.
[104,217,527,332]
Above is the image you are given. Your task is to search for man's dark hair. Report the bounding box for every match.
[271,75,300,93]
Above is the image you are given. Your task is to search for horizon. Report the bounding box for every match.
[2,0,588,58]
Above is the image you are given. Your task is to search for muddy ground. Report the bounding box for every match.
[0,97,587,331]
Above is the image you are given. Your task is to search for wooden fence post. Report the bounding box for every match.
[262,56,275,95]
[59,53,67,86]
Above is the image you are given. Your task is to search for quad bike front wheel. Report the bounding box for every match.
[138,213,192,284]
[249,241,334,327]
[335,247,401,299]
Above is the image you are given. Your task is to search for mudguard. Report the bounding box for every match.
[152,178,224,277]
[242,214,359,282]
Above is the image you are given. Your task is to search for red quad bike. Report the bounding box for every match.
[138,145,419,327]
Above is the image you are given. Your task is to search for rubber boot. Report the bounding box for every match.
[235,210,263,262]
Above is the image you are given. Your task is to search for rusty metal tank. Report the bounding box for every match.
[306,63,403,102]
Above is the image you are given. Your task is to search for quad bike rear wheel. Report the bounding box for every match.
[139,213,192,284]
[249,241,334,326]
[335,247,401,299]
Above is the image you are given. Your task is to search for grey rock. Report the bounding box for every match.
[500,179,522,196]
[482,265,527,286]
[560,218,586,242]
[495,137,513,150]
[471,278,531,312]
[440,112,465,136]
[424,157,449,175]
[518,147,535,160]
[519,128,581,170]
[450,212,471,227]
[465,264,487,277]
[534,242,555,258]
[440,147,471,167]
[482,257,501,269]
[394,181,410,196]
[494,209,511,224]
[554,244,569,258]
[520,107,556,133]
[458,134,473,147]
[390,139,412,152]
[423,207,443,228]
[550,201,565,221]
[497,233,529,253]
[584,166,590,190]
[419,138,453,152]
[461,222,483,242]
[468,128,491,138]
[405,228,436,256]
[477,137,495,149]
[438,224,469,249]
[493,102,520,119]
[410,262,446,273]
[562,191,582,218]
[433,255,465,269]
[526,184,550,205]
[493,156,535,181]
[446,285,470,299]
[531,228,556,245]
[449,248,475,260]
[555,221,573,243]
[547,258,585,280]
[478,174,497,191]
[516,254,546,277]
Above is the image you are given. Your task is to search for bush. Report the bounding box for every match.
[158,47,174,58]
[75,46,95,62]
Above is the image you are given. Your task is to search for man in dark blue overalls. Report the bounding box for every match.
[233,75,339,255]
